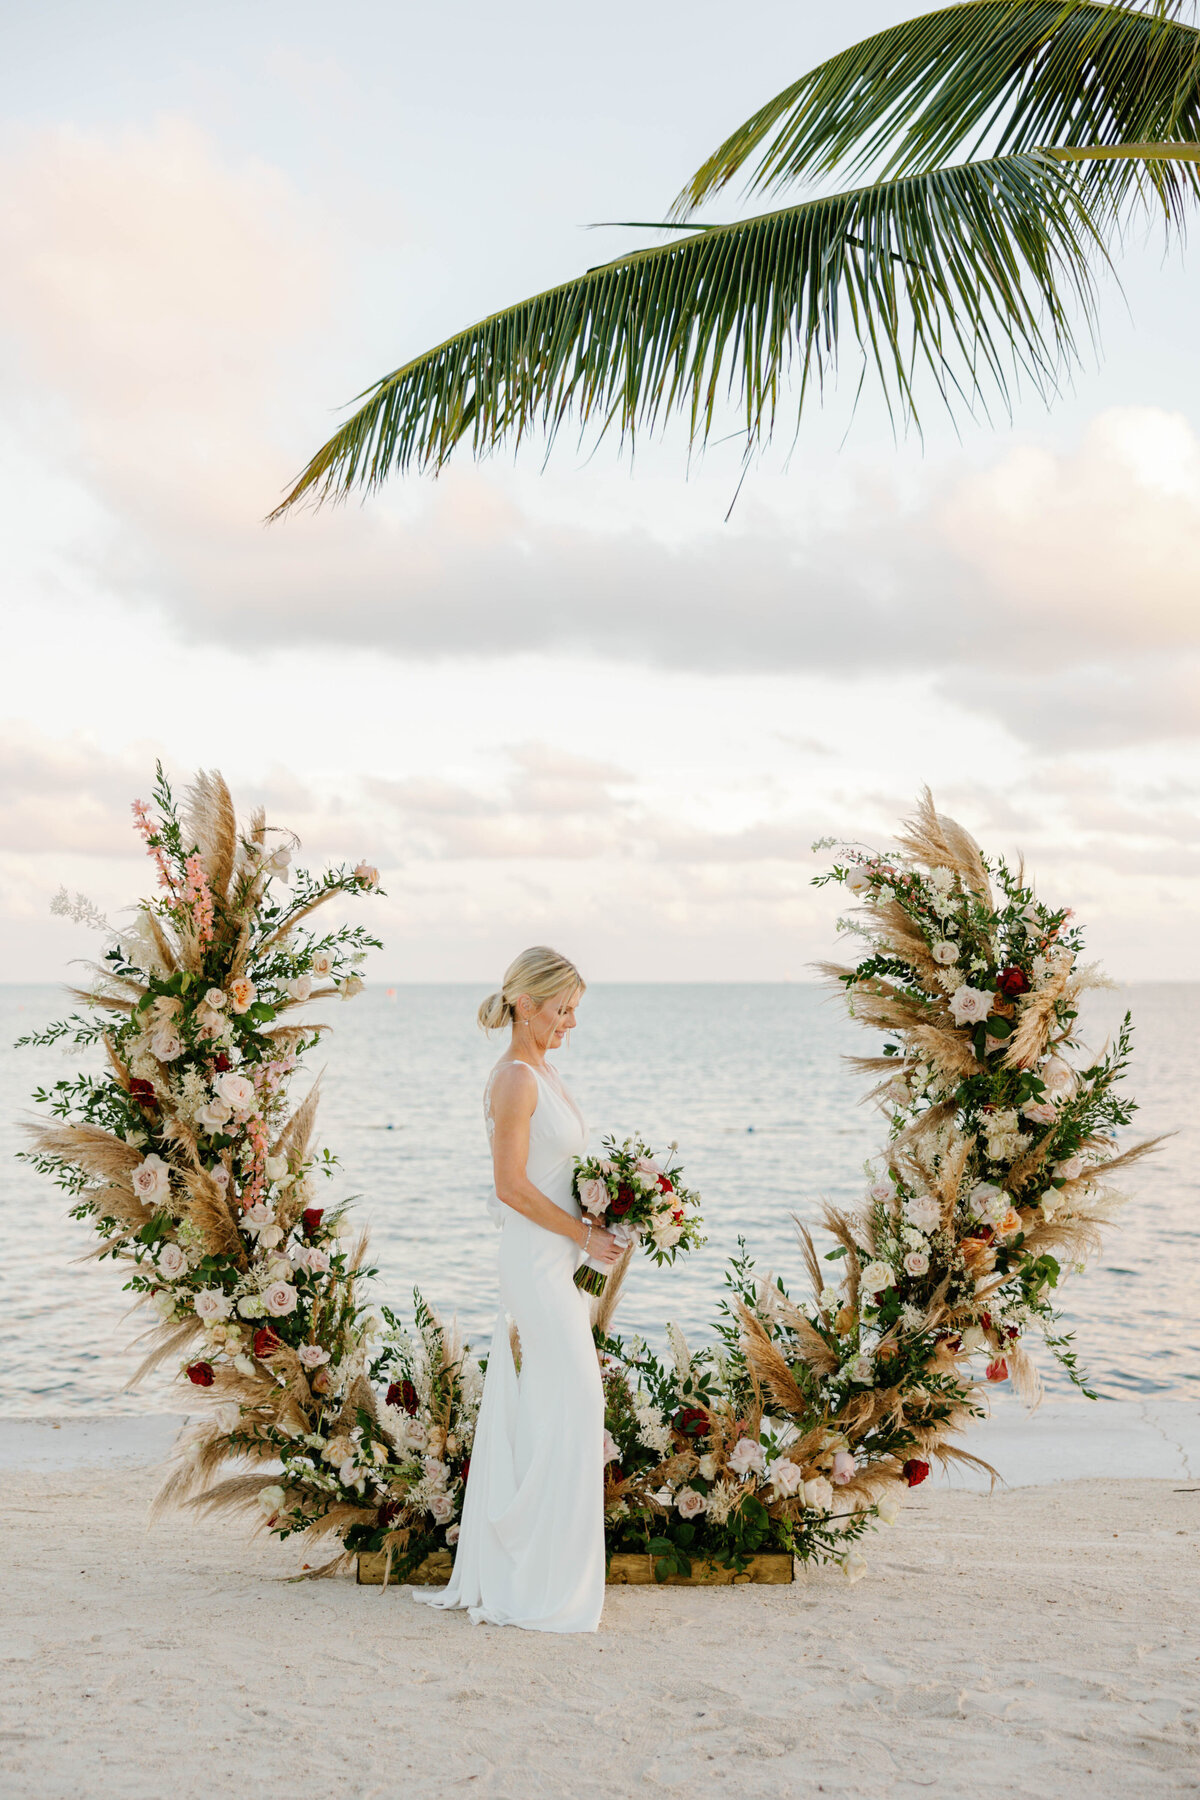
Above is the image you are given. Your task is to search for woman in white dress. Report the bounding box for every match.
[414,946,622,1632]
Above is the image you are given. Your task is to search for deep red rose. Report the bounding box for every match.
[672,1209,683,1224]
[1005,1325,1019,1341]
[302,1207,324,1236]
[212,1052,232,1073]
[611,1185,635,1217]
[657,1174,674,1194]
[253,1325,282,1359]
[673,1405,709,1439]
[186,1361,215,1387]
[902,1458,930,1487]
[460,1456,470,1485]
[986,1356,1010,1383]
[386,1379,419,1415]
[996,965,1030,999]
[377,1499,401,1527]
[129,1078,157,1106]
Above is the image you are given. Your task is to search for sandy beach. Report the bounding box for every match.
[2,1411,1198,1800]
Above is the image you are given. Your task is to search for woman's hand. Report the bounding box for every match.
[583,1224,623,1268]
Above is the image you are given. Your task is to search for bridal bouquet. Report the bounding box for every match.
[572,1135,705,1296]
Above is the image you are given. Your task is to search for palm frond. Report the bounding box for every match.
[674,0,1200,219]
[272,153,1111,512]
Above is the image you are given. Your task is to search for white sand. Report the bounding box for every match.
[2,1414,1199,1799]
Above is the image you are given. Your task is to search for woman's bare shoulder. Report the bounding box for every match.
[488,1060,538,1112]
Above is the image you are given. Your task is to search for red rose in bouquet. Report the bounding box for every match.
[186,1361,215,1387]
[902,1458,930,1487]
[302,1207,324,1236]
[253,1325,282,1358]
[673,1405,709,1440]
[611,1185,635,1217]
[996,965,1029,999]
[386,1379,419,1415]
[129,1078,156,1106]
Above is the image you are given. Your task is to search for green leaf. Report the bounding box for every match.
[272,152,1110,510]
[674,1,1200,222]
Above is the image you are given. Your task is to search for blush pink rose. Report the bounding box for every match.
[578,1177,609,1217]
[261,1281,297,1317]
[832,1451,857,1486]
[676,1487,707,1519]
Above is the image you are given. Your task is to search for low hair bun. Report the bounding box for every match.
[477,991,512,1033]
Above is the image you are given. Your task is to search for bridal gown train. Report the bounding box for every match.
[412,1061,605,1632]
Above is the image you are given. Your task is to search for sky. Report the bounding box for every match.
[2,0,1199,983]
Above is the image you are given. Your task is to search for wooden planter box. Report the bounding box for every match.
[358,1550,793,1588]
[357,1550,452,1586]
[607,1552,793,1587]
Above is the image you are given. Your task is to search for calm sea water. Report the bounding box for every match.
[1,983,1195,1413]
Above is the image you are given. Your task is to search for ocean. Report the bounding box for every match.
[2,982,1195,1413]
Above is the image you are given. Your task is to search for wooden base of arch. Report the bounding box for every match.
[356,1550,794,1586]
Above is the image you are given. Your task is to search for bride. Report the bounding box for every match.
[413,946,622,1632]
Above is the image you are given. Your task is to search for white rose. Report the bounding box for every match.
[264,1154,289,1183]
[195,1098,232,1132]
[303,1246,331,1275]
[339,975,364,999]
[860,1259,894,1296]
[257,1484,286,1515]
[267,848,291,879]
[212,1072,255,1118]
[1054,1156,1085,1183]
[429,1491,455,1524]
[297,1343,330,1369]
[156,1242,187,1279]
[803,1476,834,1513]
[840,1551,869,1584]
[651,1216,684,1251]
[242,1203,272,1233]
[697,1453,719,1482]
[233,1353,256,1374]
[845,1353,874,1384]
[769,1459,804,1497]
[261,1281,297,1317]
[866,1180,893,1204]
[932,941,960,966]
[578,1177,609,1217]
[194,1288,232,1322]
[903,1249,930,1278]
[676,1487,707,1519]
[845,866,872,895]
[876,1493,901,1526]
[131,1154,172,1206]
[287,975,314,1003]
[310,950,334,977]
[903,1194,940,1233]
[949,985,992,1026]
[728,1437,766,1478]
[1041,1056,1075,1095]
[445,1524,460,1546]
[258,1224,284,1251]
[149,1028,183,1062]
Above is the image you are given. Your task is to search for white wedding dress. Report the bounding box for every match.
[412,1059,605,1632]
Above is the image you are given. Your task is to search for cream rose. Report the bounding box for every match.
[194,1097,232,1132]
[264,1154,289,1183]
[297,1343,330,1369]
[949,985,992,1026]
[832,1450,857,1485]
[769,1459,804,1497]
[339,975,364,999]
[241,1202,272,1233]
[286,975,314,1003]
[903,1194,940,1233]
[156,1242,187,1279]
[310,950,334,977]
[149,1028,183,1063]
[903,1249,930,1278]
[840,1550,869,1584]
[429,1492,455,1524]
[676,1487,707,1519]
[803,1476,834,1513]
[131,1153,172,1206]
[876,1493,901,1526]
[1041,1055,1075,1095]
[578,1177,609,1217]
[212,1072,255,1118]
[353,862,379,887]
[860,1259,894,1297]
[261,1281,297,1317]
[194,1287,232,1322]
[728,1437,766,1478]
[257,1484,286,1516]
[697,1453,719,1482]
[845,1353,874,1384]
[602,1429,621,1464]
[932,941,960,966]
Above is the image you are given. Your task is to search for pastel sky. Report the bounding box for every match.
[3,0,1198,983]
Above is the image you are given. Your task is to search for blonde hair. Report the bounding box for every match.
[477,946,585,1032]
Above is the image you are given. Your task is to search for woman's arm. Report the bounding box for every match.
[489,1064,621,1265]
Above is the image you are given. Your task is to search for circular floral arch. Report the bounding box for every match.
[23,775,1150,1583]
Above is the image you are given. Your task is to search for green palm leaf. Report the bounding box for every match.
[674,0,1200,217]
[272,153,1108,514]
